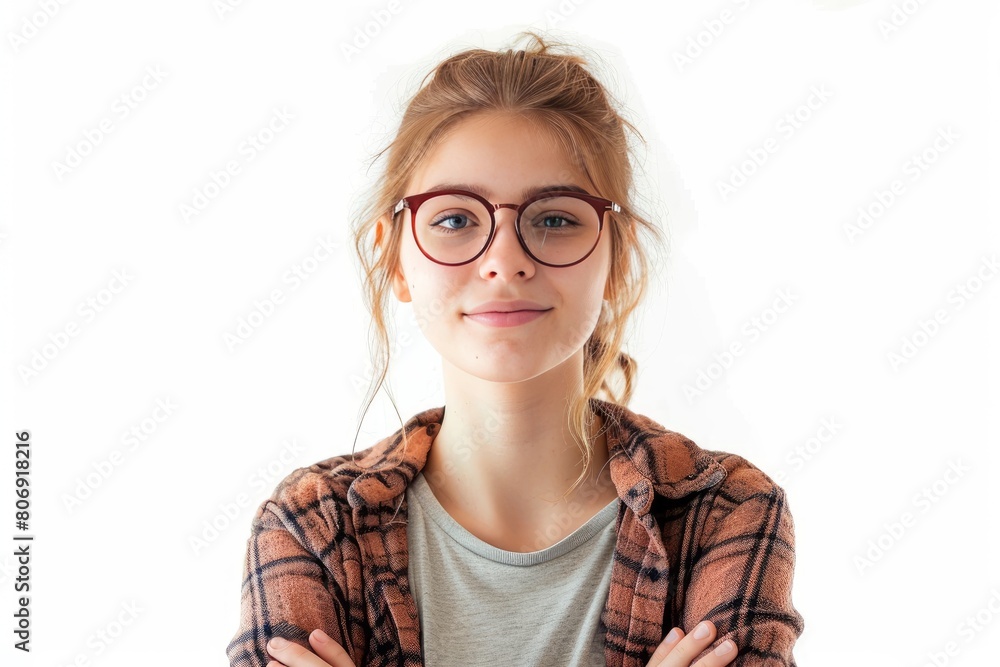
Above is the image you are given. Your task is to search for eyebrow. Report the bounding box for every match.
[424,183,592,200]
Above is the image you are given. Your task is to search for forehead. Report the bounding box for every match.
[407,112,595,197]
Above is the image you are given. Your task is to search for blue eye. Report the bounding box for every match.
[431,214,472,230]
[539,216,579,228]
[427,208,485,235]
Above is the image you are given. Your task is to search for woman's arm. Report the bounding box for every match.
[226,497,358,667]
[262,620,740,667]
[681,466,805,666]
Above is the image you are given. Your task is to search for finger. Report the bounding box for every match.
[654,620,732,667]
[661,620,716,666]
[692,637,738,667]
[646,627,683,666]
[308,629,356,667]
[266,636,332,667]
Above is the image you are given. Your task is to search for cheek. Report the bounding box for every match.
[559,275,605,332]
[405,269,467,334]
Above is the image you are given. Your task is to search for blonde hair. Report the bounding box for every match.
[350,31,666,499]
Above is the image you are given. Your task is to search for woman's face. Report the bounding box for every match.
[389,112,612,385]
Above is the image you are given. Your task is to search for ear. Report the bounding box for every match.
[391,265,411,303]
[377,216,411,303]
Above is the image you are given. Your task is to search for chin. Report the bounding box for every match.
[456,356,551,384]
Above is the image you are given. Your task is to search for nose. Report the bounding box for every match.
[477,206,536,281]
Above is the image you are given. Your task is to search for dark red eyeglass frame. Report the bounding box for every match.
[391,188,622,267]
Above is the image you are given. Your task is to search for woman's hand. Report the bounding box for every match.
[646,620,738,667]
[263,621,735,667]
[265,630,355,667]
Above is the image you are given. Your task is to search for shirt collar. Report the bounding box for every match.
[342,397,727,516]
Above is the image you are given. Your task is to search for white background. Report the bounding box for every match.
[2,1,998,665]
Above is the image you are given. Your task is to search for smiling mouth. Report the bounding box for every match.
[463,309,551,327]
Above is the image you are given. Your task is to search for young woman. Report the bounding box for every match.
[227,32,804,667]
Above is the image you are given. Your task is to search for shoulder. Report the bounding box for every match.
[248,443,385,551]
[682,447,797,547]
[254,406,444,538]
[266,452,359,508]
[597,398,792,511]
[699,447,788,504]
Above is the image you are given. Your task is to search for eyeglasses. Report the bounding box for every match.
[392,188,621,267]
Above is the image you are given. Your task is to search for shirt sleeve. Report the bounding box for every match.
[682,473,805,666]
[226,497,357,667]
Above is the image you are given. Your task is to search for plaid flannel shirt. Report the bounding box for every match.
[227,397,804,666]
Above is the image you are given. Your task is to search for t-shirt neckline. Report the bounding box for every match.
[407,471,620,566]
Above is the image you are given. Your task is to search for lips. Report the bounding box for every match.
[466,299,549,315]
[464,309,549,327]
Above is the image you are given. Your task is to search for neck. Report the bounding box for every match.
[420,350,617,551]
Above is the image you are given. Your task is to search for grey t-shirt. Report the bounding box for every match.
[405,471,620,666]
